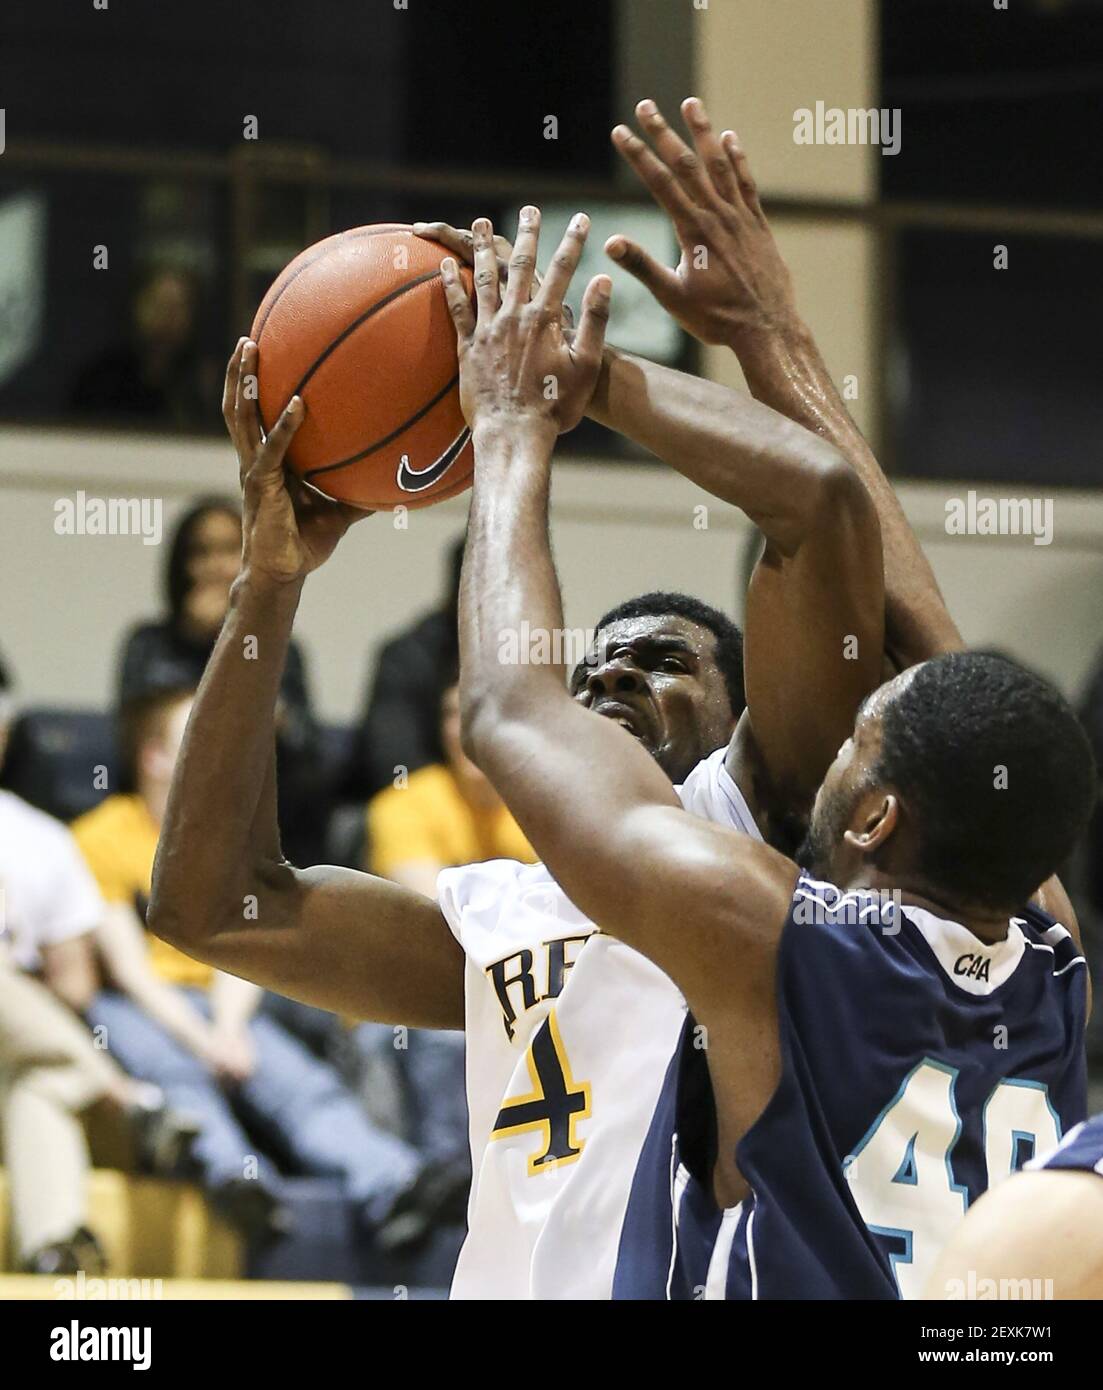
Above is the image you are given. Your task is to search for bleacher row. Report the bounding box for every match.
[0,1168,462,1293]
[1,708,467,1292]
[3,705,367,863]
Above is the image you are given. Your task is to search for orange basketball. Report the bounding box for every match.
[250,224,475,510]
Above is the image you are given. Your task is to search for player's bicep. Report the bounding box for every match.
[742,466,884,809]
[182,862,465,1030]
[574,805,798,1014]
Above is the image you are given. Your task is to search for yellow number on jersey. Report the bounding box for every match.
[491,1010,592,1176]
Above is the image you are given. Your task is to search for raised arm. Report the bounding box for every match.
[610,96,963,672]
[610,99,1084,949]
[146,340,464,1029]
[589,348,884,817]
[446,213,799,1195]
[416,220,883,820]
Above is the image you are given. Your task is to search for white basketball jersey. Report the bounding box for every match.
[436,746,761,1299]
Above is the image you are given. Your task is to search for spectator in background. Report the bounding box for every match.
[343,534,465,802]
[70,266,218,430]
[368,671,536,893]
[354,669,536,1198]
[0,653,193,1274]
[117,498,326,865]
[72,687,433,1248]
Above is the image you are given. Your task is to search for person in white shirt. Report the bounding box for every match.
[0,663,191,1274]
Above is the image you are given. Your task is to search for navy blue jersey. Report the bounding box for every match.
[1031,1112,1103,1178]
[613,874,1088,1300]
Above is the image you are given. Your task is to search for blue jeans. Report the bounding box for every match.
[352,1024,468,1167]
[87,989,420,1221]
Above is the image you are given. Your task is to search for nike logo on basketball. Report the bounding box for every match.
[396,427,470,493]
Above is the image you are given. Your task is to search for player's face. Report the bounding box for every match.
[570,615,735,784]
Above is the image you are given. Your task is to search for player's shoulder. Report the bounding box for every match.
[436,855,591,951]
[1009,899,1085,978]
[788,873,895,930]
[1030,1112,1103,1177]
[675,744,761,840]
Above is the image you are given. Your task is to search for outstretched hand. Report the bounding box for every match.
[413,220,574,329]
[222,339,369,588]
[608,96,798,347]
[440,209,611,440]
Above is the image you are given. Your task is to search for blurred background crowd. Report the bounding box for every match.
[0,512,511,1287]
[2,0,1103,1294]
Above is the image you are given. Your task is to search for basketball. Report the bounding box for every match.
[250,224,475,511]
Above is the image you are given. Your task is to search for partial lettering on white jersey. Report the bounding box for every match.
[436,745,760,1299]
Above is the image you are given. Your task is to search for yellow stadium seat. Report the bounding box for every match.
[0,1169,241,1279]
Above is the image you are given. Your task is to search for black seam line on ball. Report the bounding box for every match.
[252,224,406,346]
[302,372,460,479]
[291,268,443,401]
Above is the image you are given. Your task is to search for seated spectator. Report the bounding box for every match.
[368,674,536,896]
[354,671,536,1199]
[72,686,433,1247]
[70,265,218,430]
[116,497,326,864]
[343,535,465,802]
[0,655,192,1275]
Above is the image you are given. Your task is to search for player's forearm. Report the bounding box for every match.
[458,420,682,938]
[149,571,300,950]
[729,320,964,667]
[458,418,568,742]
[589,347,850,558]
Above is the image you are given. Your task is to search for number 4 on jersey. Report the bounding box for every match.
[491,1010,592,1175]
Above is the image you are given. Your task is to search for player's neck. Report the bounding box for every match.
[848,869,1014,944]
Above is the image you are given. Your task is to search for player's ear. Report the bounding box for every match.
[844,793,899,854]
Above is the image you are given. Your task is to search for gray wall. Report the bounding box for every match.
[2,425,1100,724]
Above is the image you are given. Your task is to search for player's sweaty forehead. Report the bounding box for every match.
[570,614,718,691]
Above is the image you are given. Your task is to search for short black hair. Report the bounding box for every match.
[877,651,1097,911]
[593,591,745,719]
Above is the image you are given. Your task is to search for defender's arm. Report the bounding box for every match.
[610,97,963,673]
